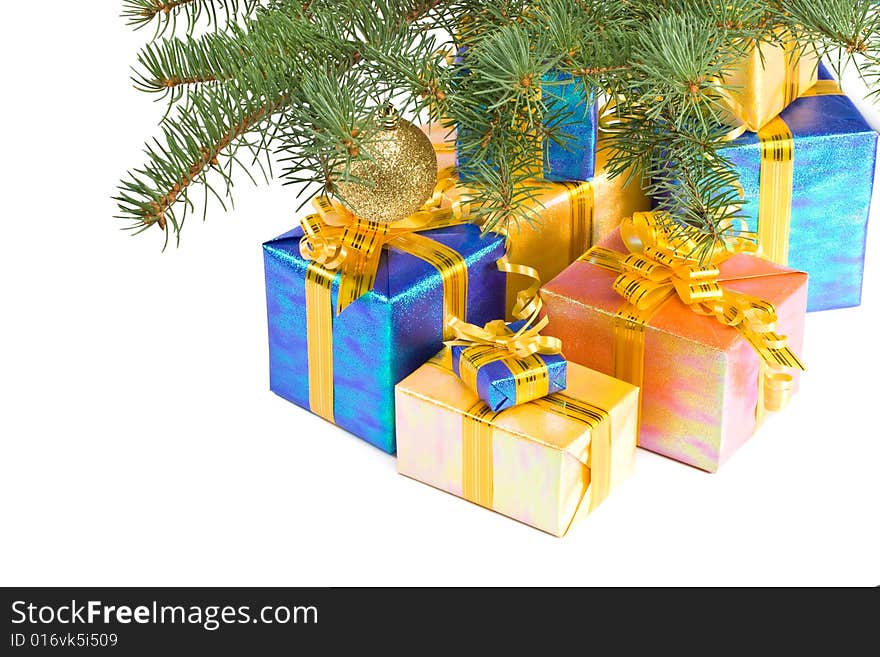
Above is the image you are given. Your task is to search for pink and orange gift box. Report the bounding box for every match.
[540,213,808,472]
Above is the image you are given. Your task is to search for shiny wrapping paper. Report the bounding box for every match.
[263,224,506,453]
[720,37,818,132]
[543,71,597,182]
[450,319,567,412]
[455,71,597,182]
[426,125,650,318]
[396,358,638,536]
[723,66,877,311]
[540,229,808,472]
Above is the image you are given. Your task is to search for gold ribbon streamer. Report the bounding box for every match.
[532,394,611,514]
[757,116,795,265]
[581,211,806,420]
[754,78,843,264]
[301,168,471,422]
[461,401,500,508]
[560,181,595,262]
[305,263,336,422]
[444,259,563,407]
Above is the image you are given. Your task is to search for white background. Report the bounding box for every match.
[1,4,878,587]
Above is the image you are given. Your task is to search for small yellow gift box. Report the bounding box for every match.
[395,355,638,536]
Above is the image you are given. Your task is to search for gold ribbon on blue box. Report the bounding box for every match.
[721,64,875,311]
[444,260,567,412]
[263,167,507,453]
[425,123,651,319]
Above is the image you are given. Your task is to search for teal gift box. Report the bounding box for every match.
[456,71,597,183]
[263,223,506,453]
[723,65,878,312]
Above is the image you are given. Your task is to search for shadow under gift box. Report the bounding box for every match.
[540,229,808,473]
[721,65,877,312]
[396,359,638,536]
[263,224,506,454]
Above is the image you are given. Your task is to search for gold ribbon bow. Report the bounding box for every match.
[299,166,469,315]
[445,258,561,358]
[443,259,563,409]
[583,211,805,415]
[301,167,475,423]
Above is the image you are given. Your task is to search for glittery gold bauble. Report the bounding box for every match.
[334,105,438,223]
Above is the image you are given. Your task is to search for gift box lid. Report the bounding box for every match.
[398,357,637,468]
[263,222,504,304]
[542,230,808,353]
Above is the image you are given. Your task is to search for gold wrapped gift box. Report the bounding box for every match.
[425,123,650,318]
[395,355,639,536]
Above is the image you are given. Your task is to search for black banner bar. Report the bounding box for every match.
[1,587,874,653]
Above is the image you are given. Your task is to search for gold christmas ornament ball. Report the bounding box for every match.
[334,106,438,223]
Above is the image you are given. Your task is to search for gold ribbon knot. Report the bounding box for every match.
[443,258,563,409]
[299,166,469,315]
[300,167,476,423]
[445,316,561,360]
[583,211,805,414]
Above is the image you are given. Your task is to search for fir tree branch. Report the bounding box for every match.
[116,0,880,247]
[122,0,263,36]
[116,89,289,238]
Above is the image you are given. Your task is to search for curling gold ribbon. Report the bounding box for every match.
[301,168,470,422]
[581,211,806,421]
[486,179,594,318]
[444,259,562,407]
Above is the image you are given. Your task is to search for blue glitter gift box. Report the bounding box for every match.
[724,65,878,311]
[263,224,506,453]
[456,71,597,183]
[448,320,567,412]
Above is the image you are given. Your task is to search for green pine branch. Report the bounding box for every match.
[122,0,264,36]
[115,0,880,248]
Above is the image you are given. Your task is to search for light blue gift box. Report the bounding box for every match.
[724,65,878,311]
[456,71,597,183]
